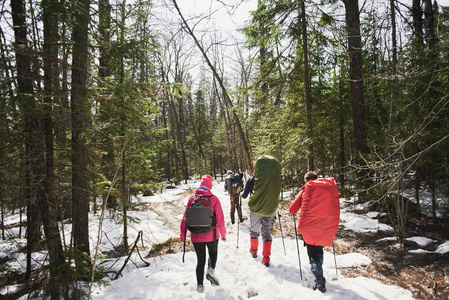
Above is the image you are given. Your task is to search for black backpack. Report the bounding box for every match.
[231,173,243,184]
[185,195,215,234]
[182,195,217,262]
[227,173,243,194]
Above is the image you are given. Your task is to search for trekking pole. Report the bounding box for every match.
[277,211,286,255]
[236,195,241,249]
[293,214,303,280]
[332,241,338,276]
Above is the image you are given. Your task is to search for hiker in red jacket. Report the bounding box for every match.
[180,175,227,293]
[289,171,340,293]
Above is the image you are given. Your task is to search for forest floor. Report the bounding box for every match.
[333,222,449,300]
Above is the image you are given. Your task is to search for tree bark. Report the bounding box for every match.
[423,0,435,46]
[342,0,370,163]
[388,0,398,135]
[11,0,43,280]
[98,0,115,182]
[300,2,314,171]
[172,0,253,172]
[71,0,91,256]
[338,67,346,186]
[412,0,424,45]
[42,0,64,297]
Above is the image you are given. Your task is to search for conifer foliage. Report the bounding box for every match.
[0,0,448,297]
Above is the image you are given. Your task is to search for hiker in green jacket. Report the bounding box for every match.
[238,155,281,267]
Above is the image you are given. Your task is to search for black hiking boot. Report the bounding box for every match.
[313,282,326,293]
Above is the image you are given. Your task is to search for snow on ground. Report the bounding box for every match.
[402,189,446,218]
[90,179,413,300]
[405,236,436,247]
[435,241,449,254]
[1,178,448,299]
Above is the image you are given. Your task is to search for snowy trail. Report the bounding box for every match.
[91,179,414,300]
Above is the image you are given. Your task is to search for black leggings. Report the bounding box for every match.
[193,240,218,285]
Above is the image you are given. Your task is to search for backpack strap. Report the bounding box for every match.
[194,195,211,206]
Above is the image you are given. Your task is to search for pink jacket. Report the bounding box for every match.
[180,187,226,243]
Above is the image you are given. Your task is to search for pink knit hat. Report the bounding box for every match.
[200,175,213,189]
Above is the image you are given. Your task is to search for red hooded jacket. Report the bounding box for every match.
[289,178,340,246]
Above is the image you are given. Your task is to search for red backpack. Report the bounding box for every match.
[298,178,340,246]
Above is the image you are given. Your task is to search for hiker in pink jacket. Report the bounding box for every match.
[180,175,226,293]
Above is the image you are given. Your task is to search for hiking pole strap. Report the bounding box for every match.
[293,214,303,280]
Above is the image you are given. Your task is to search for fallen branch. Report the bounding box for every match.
[114,231,150,280]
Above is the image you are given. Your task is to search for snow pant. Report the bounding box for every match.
[230,194,243,224]
[249,211,273,241]
[306,244,325,285]
[193,240,218,285]
[249,212,273,262]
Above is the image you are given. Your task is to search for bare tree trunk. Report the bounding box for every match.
[342,0,370,180]
[177,94,189,182]
[71,0,91,257]
[118,0,129,253]
[167,91,184,181]
[187,93,206,161]
[172,0,253,172]
[213,78,236,171]
[300,2,314,171]
[42,0,64,297]
[11,0,42,280]
[0,27,12,241]
[259,46,268,115]
[423,0,435,45]
[412,0,424,45]
[388,0,398,135]
[163,92,172,181]
[338,68,346,186]
[98,0,115,183]
[0,172,3,240]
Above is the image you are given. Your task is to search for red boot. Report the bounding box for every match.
[250,237,258,258]
[262,240,272,267]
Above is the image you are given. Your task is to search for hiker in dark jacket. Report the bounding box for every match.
[238,155,281,267]
[225,171,244,224]
[180,175,227,293]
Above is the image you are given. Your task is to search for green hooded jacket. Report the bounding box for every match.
[248,155,281,217]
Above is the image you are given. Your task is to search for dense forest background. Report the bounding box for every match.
[1,0,448,298]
